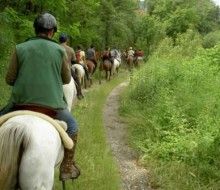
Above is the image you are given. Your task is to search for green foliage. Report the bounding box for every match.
[146,0,220,40]
[202,30,220,48]
[120,38,220,188]
[135,15,165,57]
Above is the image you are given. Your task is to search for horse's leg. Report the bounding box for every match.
[109,70,111,81]
[105,70,108,81]
[89,77,92,86]
[130,59,133,71]
[99,67,102,84]
[89,70,93,86]
[127,61,131,71]
[84,76,87,89]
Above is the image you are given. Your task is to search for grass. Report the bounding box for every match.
[54,71,127,190]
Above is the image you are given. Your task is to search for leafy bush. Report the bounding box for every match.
[121,39,220,188]
[202,30,220,49]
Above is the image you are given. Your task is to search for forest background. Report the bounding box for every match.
[1,0,220,189]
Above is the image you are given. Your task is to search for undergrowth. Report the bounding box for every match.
[120,35,220,189]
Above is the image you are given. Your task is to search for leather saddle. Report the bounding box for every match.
[13,104,57,118]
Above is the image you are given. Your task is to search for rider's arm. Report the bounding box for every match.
[61,53,71,84]
[5,49,18,86]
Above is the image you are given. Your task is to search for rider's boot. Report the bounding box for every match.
[59,134,81,181]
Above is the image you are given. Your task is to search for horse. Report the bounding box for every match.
[112,54,121,75]
[100,59,112,81]
[72,64,86,89]
[86,59,96,87]
[63,76,77,111]
[0,77,76,190]
[126,55,134,71]
[133,56,143,68]
[0,114,64,190]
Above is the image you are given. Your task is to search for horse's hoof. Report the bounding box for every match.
[77,95,84,100]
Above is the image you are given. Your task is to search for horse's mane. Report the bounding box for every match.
[0,120,30,189]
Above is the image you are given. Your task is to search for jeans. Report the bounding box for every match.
[55,109,78,136]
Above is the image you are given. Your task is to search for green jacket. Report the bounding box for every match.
[10,37,68,109]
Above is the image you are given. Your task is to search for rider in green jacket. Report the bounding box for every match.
[0,12,80,182]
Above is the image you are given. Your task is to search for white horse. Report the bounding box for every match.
[0,77,77,190]
[63,76,77,111]
[112,54,121,75]
[72,64,86,88]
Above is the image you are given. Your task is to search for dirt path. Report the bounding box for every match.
[103,82,151,190]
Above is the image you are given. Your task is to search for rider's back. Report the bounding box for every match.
[86,48,95,59]
[13,38,67,109]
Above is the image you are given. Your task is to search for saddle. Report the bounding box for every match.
[13,104,57,118]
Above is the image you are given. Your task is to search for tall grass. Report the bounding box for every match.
[120,37,220,189]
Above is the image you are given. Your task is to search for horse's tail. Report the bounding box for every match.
[0,121,29,190]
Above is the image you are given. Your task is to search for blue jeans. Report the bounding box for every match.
[55,109,78,136]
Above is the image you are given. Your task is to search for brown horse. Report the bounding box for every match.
[133,57,140,68]
[100,59,112,81]
[86,59,95,86]
[127,56,134,71]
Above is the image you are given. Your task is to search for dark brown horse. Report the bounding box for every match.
[100,59,112,81]
[86,60,95,86]
[127,56,134,71]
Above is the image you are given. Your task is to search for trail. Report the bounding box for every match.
[103,82,151,190]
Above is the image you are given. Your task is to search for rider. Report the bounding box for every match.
[76,45,90,80]
[86,45,97,73]
[59,33,84,100]
[0,13,80,181]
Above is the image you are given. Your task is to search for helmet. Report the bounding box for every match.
[59,33,68,43]
[34,13,57,33]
